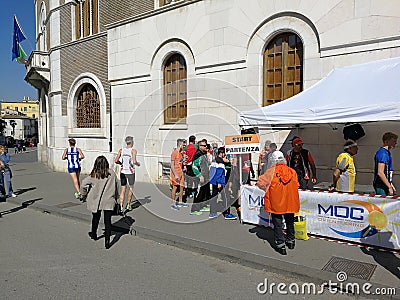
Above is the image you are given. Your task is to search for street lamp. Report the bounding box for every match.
[10,120,16,137]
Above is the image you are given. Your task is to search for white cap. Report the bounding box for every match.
[270,150,286,164]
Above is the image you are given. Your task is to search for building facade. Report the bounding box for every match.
[1,98,39,119]
[25,0,400,186]
[2,116,38,141]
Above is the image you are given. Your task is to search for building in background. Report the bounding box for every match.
[24,0,400,186]
[0,97,39,145]
[1,97,39,119]
[1,115,38,141]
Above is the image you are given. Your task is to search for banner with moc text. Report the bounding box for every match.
[241,185,400,249]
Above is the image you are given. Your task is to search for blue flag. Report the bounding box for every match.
[12,15,27,61]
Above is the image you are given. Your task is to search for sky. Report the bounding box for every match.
[0,2,37,102]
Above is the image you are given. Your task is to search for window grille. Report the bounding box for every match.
[76,84,100,128]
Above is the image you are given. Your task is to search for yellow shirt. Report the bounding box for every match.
[335,152,356,192]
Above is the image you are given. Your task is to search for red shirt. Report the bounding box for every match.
[185,144,197,164]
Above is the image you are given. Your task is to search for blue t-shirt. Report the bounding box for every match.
[0,153,11,169]
[373,147,392,186]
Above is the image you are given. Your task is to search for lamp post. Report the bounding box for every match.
[10,120,16,137]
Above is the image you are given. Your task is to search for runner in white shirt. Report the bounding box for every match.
[115,136,140,212]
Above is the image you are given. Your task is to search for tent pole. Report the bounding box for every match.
[239,155,243,185]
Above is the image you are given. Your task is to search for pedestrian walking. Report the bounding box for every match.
[373,132,398,196]
[0,145,17,197]
[62,138,85,199]
[256,151,300,255]
[329,140,358,192]
[81,156,119,250]
[115,136,140,212]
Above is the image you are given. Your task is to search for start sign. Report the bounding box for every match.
[224,134,260,154]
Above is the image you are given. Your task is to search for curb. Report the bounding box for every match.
[4,197,399,300]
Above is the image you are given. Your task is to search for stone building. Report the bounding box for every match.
[25,0,400,186]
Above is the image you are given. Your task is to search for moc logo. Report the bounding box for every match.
[318,204,364,220]
[318,200,390,239]
[248,194,263,207]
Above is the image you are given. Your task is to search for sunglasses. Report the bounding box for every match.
[199,144,207,147]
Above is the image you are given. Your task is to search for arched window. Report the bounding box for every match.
[75,0,98,39]
[263,32,303,106]
[164,54,187,124]
[76,84,100,128]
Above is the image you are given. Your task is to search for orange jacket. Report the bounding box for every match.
[256,164,300,214]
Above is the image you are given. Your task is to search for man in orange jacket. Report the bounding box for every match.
[256,151,300,255]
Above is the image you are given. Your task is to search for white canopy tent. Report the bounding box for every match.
[239,57,400,127]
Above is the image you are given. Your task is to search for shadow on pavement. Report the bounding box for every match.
[108,216,136,249]
[360,232,400,279]
[15,187,37,196]
[0,198,43,217]
[132,196,151,210]
[248,226,276,250]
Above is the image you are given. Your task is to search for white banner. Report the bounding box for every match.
[241,185,400,250]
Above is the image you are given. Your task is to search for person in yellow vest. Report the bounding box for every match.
[329,140,358,192]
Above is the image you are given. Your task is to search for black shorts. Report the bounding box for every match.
[120,173,135,186]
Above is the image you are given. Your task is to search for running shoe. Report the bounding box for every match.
[126,204,132,211]
[171,205,180,211]
[200,206,210,212]
[189,211,202,215]
[177,203,189,207]
[224,214,237,220]
[74,192,81,199]
[208,213,218,219]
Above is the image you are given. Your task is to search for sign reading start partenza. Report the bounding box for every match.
[224,134,260,154]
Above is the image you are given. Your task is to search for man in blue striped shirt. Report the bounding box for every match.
[62,138,85,199]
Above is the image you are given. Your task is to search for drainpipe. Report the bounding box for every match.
[109,86,112,152]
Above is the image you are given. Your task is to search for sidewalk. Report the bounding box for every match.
[2,157,399,299]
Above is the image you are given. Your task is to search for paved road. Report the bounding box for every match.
[0,201,357,300]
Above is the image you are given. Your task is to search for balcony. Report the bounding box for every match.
[25,51,50,91]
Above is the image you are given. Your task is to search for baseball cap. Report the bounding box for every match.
[292,137,303,145]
